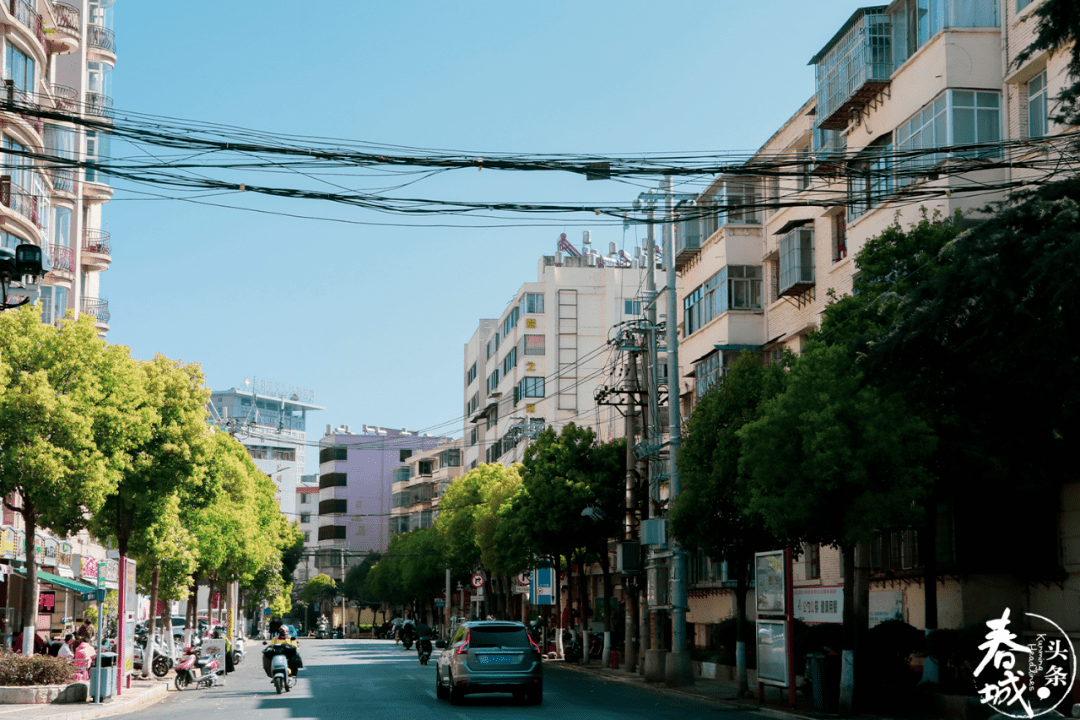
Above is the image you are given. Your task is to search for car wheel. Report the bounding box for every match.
[528,683,543,705]
[435,669,449,700]
[448,677,464,705]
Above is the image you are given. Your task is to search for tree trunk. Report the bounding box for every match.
[577,555,589,664]
[839,541,870,715]
[143,565,161,677]
[18,499,38,655]
[733,547,750,698]
[599,549,613,666]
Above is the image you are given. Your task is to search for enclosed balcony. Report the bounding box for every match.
[0,176,42,227]
[319,498,347,516]
[82,229,111,271]
[46,2,80,54]
[811,7,892,131]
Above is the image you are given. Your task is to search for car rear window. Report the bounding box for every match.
[469,627,529,648]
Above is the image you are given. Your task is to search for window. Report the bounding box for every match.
[469,428,477,446]
[683,286,704,336]
[1028,70,1047,138]
[896,94,947,185]
[1017,0,1034,10]
[795,148,811,191]
[517,377,545,399]
[951,90,1001,157]
[849,135,893,218]
[523,292,545,313]
[356,524,366,536]
[624,299,641,315]
[300,513,310,524]
[694,354,721,398]
[467,363,477,385]
[487,368,501,393]
[892,0,999,67]
[502,306,520,338]
[778,227,815,295]
[522,334,545,355]
[300,493,310,505]
[4,43,35,95]
[400,449,413,462]
[467,392,479,415]
[502,346,518,376]
[832,212,848,262]
[725,266,763,310]
[418,460,434,476]
[303,532,310,543]
[804,543,821,579]
[724,178,761,224]
[486,332,501,359]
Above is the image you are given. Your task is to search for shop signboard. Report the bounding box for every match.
[0,528,14,559]
[793,586,843,624]
[57,542,73,575]
[16,531,25,561]
[42,537,57,567]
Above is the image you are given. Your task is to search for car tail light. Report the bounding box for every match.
[455,631,470,654]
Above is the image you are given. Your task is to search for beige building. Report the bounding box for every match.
[674,0,1077,641]
[391,439,465,536]
[463,232,667,470]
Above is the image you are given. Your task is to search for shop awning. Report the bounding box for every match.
[37,571,96,594]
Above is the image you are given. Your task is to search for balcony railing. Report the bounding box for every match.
[50,83,77,113]
[51,1,80,37]
[87,23,114,53]
[812,8,892,131]
[0,176,41,226]
[10,0,46,48]
[47,243,73,272]
[83,229,110,255]
[80,296,109,324]
[84,92,113,117]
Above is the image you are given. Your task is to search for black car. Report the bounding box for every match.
[435,621,543,705]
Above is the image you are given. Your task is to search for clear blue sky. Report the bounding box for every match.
[105,1,868,473]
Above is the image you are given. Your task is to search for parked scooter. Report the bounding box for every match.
[174,646,222,690]
[232,635,245,665]
[133,637,173,678]
[262,644,299,694]
[563,630,583,663]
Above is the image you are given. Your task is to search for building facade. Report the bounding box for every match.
[2,0,117,334]
[390,439,464,537]
[316,425,449,581]
[207,386,323,521]
[463,232,667,470]
[671,0,1077,649]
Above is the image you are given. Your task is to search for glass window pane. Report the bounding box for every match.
[953,91,975,108]
[977,108,999,143]
[977,91,999,108]
[953,108,975,145]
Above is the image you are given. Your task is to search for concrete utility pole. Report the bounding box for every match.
[623,345,640,674]
[662,175,694,687]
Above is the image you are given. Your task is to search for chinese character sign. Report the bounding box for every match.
[972,608,1076,718]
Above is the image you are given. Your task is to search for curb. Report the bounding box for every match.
[32,683,168,720]
[553,661,820,720]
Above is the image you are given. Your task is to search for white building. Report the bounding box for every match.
[207,386,323,521]
[2,0,118,334]
[463,231,667,469]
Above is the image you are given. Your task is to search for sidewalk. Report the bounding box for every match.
[0,675,170,720]
[556,658,844,720]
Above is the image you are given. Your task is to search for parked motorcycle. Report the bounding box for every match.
[232,635,245,665]
[174,646,223,691]
[563,630,583,663]
[588,632,604,660]
[133,639,173,678]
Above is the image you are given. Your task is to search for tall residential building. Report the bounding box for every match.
[317,425,449,580]
[671,1,1077,641]
[463,232,667,470]
[207,386,323,521]
[294,476,318,583]
[2,0,117,334]
[390,439,464,537]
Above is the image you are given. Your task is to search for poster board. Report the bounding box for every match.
[754,550,785,615]
[756,619,789,687]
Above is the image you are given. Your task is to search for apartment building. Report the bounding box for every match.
[294,478,318,583]
[463,232,666,470]
[674,0,1076,640]
[316,425,449,580]
[2,0,117,333]
[207,386,323,521]
[390,439,464,537]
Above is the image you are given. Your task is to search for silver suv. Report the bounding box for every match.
[435,621,543,705]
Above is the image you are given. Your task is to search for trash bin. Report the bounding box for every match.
[808,652,841,712]
[89,653,117,700]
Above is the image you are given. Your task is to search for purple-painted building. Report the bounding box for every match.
[316,424,450,580]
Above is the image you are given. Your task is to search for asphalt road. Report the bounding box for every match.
[116,639,767,720]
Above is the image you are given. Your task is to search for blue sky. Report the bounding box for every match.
[105,1,868,473]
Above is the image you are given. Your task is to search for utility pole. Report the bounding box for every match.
[662,175,694,687]
[623,349,640,674]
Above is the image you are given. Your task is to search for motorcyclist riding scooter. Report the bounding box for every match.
[262,627,302,693]
[414,621,433,665]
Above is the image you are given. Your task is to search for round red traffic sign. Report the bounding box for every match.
[471,573,485,588]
